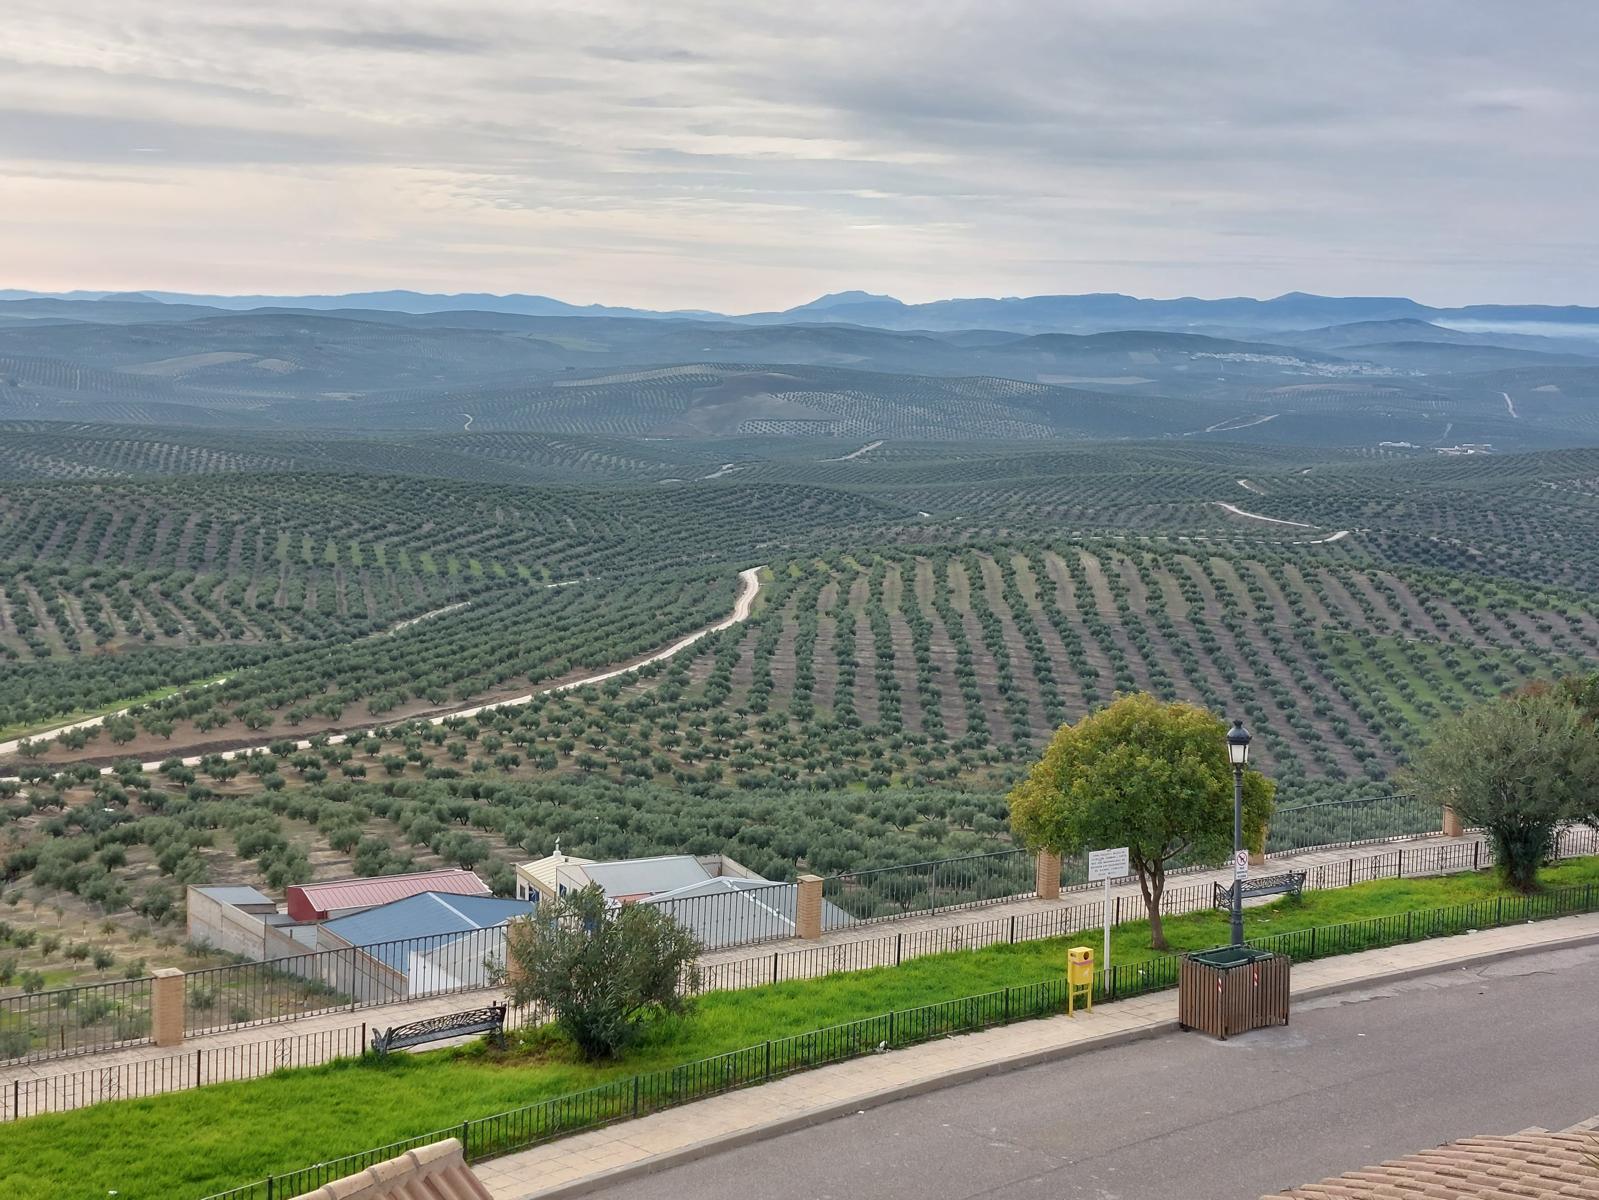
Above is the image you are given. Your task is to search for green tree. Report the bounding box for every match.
[1008,694,1273,950]
[500,884,701,1060]
[1411,691,1596,892]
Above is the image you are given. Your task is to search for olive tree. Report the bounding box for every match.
[500,884,701,1060]
[1008,694,1273,950]
[1411,690,1597,892]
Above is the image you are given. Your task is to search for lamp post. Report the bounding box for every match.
[1226,719,1252,948]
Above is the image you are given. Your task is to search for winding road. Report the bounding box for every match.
[1213,501,1315,529]
[822,439,884,462]
[1,567,764,778]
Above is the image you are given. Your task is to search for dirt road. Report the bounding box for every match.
[2,568,763,779]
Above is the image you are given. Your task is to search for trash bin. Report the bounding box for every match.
[1177,946,1290,1039]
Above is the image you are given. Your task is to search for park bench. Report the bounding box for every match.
[370,1003,507,1056]
[1212,871,1307,909]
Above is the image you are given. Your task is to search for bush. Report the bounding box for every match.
[500,884,701,1061]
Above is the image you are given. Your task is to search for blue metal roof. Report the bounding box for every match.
[322,892,534,969]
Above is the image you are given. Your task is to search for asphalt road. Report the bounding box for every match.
[599,944,1599,1200]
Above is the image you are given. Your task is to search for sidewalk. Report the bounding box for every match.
[0,830,1487,1095]
[472,912,1599,1200]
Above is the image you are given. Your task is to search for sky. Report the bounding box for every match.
[2,0,1596,312]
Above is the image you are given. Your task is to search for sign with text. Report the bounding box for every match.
[1087,846,1131,882]
[1234,849,1250,880]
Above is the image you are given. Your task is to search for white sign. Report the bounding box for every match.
[1234,849,1250,880]
[1087,846,1130,882]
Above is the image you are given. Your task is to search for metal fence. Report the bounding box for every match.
[641,880,805,951]
[700,825,1598,992]
[198,877,1599,1200]
[0,976,153,1065]
[182,925,511,1035]
[1,1021,369,1122]
[5,824,1592,1069]
[822,848,1035,925]
[1267,793,1439,853]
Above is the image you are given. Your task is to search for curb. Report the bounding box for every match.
[1289,924,1599,1002]
[514,923,1599,1200]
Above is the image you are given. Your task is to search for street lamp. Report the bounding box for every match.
[1226,719,1251,947]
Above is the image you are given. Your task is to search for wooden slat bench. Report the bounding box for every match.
[371,1003,507,1056]
[1212,871,1307,909]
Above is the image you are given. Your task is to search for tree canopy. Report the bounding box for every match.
[1411,689,1598,891]
[500,884,701,1060]
[1008,694,1273,949]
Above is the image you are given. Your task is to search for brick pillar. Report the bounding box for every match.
[151,968,186,1048]
[1441,805,1464,838]
[795,875,823,940]
[1249,830,1267,868]
[1035,850,1061,901]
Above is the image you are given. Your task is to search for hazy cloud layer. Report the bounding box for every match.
[2,0,1595,308]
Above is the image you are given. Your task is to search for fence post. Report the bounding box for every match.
[1397,849,1404,878]
[151,969,186,1049]
[1035,850,1061,901]
[795,875,823,940]
[194,1047,201,1087]
[1009,915,1016,944]
[765,1040,772,1079]
[895,933,903,967]
[1473,841,1481,871]
[633,1075,641,1117]
[771,952,779,985]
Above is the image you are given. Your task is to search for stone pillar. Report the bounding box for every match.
[1035,850,1062,901]
[1441,805,1464,838]
[151,967,186,1048]
[795,874,823,940]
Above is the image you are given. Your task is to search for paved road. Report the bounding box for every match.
[600,944,1599,1200]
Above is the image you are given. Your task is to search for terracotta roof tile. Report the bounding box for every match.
[1267,1128,1599,1200]
[290,1138,493,1200]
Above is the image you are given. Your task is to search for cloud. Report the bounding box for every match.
[0,0,1595,307]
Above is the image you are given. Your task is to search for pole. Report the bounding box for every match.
[1231,763,1244,948]
[1102,875,1111,973]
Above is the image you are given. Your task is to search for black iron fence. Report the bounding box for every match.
[0,976,152,1064]
[1266,793,1438,853]
[197,878,1599,1200]
[182,925,510,1035]
[641,880,805,951]
[5,826,1593,1069]
[822,848,1035,925]
[701,825,1597,991]
[1,1021,369,1122]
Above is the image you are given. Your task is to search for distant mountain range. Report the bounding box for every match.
[3,287,1598,339]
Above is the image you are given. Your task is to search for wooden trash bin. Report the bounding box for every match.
[1177,946,1290,1039]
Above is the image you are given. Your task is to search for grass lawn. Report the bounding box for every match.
[3,857,1596,1200]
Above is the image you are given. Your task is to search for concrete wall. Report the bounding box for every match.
[185,887,270,959]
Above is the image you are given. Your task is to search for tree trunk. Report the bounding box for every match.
[1138,863,1169,951]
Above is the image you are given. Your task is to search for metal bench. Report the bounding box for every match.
[370,1003,507,1056]
[1212,871,1306,909]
